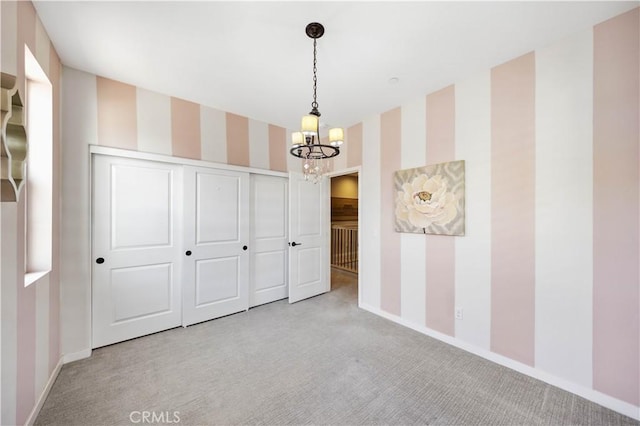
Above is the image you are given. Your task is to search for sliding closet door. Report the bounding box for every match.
[182,166,250,326]
[92,155,183,348]
[249,174,288,307]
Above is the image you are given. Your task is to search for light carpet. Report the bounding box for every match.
[36,270,638,425]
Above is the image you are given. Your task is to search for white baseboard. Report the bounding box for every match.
[63,348,91,364]
[358,302,640,421]
[25,357,63,426]
[25,349,93,425]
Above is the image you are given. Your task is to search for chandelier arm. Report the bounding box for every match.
[289,143,338,160]
[320,144,339,158]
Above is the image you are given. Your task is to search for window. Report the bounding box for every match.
[24,46,52,286]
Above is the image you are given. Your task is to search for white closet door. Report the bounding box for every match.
[249,174,288,307]
[92,155,183,348]
[288,172,330,303]
[182,166,249,326]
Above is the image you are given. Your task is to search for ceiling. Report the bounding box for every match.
[34,1,638,131]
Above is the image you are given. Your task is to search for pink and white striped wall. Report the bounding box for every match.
[360,8,639,417]
[95,76,288,169]
[1,1,62,425]
[67,74,363,173]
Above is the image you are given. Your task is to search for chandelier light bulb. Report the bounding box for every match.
[291,132,304,147]
[329,128,344,147]
[301,115,318,137]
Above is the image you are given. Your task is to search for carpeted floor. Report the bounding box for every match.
[36,270,638,425]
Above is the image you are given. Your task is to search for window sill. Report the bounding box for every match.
[25,270,50,287]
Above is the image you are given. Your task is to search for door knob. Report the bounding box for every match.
[185,250,192,256]
[242,245,248,251]
[291,242,302,247]
[96,257,105,264]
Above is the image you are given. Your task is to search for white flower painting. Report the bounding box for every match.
[394,160,465,236]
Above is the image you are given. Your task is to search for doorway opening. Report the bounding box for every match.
[329,171,359,299]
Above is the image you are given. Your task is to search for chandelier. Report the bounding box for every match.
[290,22,344,183]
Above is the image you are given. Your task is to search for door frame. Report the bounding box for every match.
[326,166,362,307]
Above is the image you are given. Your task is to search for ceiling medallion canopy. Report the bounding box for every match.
[290,22,344,184]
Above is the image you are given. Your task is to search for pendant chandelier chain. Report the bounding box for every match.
[311,38,319,112]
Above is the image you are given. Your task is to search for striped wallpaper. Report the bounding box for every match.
[490,52,536,366]
[82,75,364,173]
[425,86,456,337]
[361,7,639,415]
[96,76,286,169]
[1,1,62,425]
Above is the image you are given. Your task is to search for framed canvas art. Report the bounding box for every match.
[394,160,465,236]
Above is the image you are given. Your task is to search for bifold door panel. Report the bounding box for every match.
[92,155,183,348]
[182,167,250,326]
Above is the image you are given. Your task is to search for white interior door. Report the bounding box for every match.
[288,172,330,303]
[92,155,183,348]
[182,166,249,326]
[250,174,288,307]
